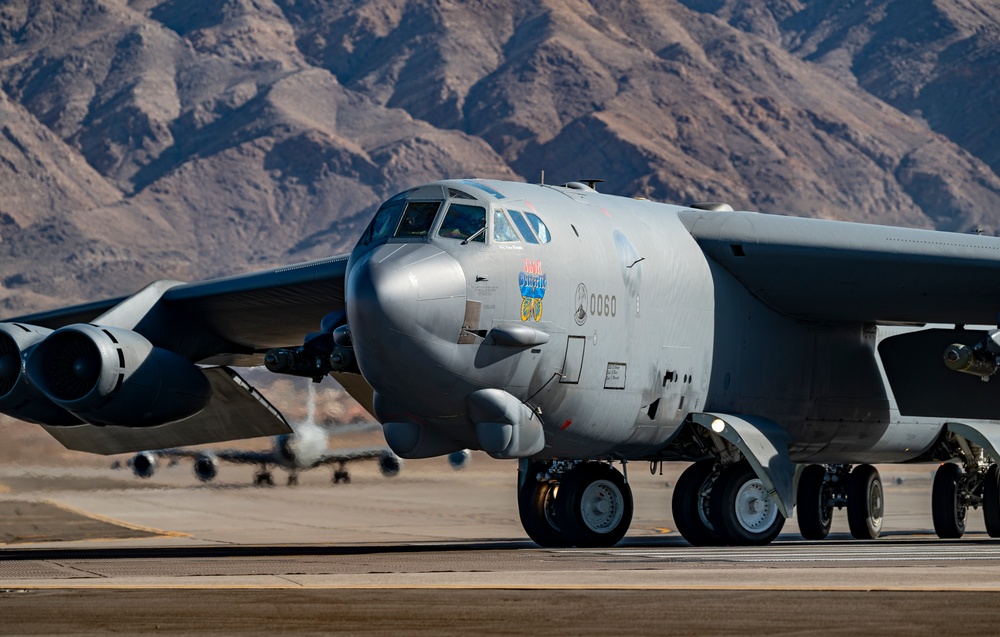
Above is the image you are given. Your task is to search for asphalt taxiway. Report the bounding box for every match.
[2,459,1000,635]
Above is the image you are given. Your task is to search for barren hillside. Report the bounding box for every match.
[0,0,997,313]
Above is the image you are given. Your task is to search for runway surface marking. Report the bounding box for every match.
[42,499,193,539]
[579,543,1000,563]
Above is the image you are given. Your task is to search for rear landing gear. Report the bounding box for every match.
[517,461,633,548]
[847,464,883,539]
[253,470,274,486]
[796,464,834,540]
[932,462,967,538]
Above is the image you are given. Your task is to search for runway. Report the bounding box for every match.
[2,459,1000,634]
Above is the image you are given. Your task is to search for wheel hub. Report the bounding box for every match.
[734,479,778,532]
[580,479,624,533]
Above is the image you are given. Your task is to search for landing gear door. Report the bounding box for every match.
[560,335,586,384]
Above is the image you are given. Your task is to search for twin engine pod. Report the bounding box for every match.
[2,323,211,428]
[0,323,80,426]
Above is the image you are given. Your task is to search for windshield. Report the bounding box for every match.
[438,203,486,242]
[394,201,441,238]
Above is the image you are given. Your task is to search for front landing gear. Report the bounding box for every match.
[710,461,785,545]
[517,461,634,548]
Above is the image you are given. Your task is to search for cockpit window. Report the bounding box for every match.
[438,203,486,242]
[493,210,519,242]
[359,199,405,246]
[525,212,551,243]
[394,201,441,238]
[448,188,476,200]
[508,210,539,244]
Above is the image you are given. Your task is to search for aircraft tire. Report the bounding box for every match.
[983,464,1000,538]
[555,463,633,548]
[708,461,785,546]
[517,462,571,548]
[671,460,724,546]
[931,462,966,539]
[846,464,883,539]
[796,464,832,540]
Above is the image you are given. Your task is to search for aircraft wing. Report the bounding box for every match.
[313,446,396,465]
[679,210,1000,325]
[9,254,351,363]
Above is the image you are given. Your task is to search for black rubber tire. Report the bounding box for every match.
[846,464,883,539]
[671,460,724,546]
[932,462,966,539]
[796,464,833,540]
[555,463,633,548]
[708,461,785,546]
[517,462,571,548]
[983,464,1000,538]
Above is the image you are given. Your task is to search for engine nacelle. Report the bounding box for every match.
[0,323,81,426]
[193,453,218,482]
[130,451,158,478]
[447,449,471,470]
[25,324,212,427]
[378,450,402,477]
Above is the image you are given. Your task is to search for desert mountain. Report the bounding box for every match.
[0,0,997,314]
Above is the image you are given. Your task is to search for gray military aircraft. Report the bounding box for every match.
[3,177,1000,548]
[120,420,405,486]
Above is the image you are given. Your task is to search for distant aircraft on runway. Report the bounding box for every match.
[8,177,1000,548]
[116,381,471,485]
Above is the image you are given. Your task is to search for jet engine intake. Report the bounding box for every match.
[25,324,211,427]
[378,450,402,477]
[193,453,218,482]
[130,451,157,478]
[0,323,80,426]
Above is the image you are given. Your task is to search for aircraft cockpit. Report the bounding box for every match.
[355,182,551,251]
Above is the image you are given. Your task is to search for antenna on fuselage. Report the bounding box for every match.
[540,169,545,185]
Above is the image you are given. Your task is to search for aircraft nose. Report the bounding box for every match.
[346,243,467,383]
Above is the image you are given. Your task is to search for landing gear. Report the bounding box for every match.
[932,462,967,538]
[516,461,633,548]
[253,470,274,486]
[847,463,883,539]
[709,461,785,545]
[556,463,633,548]
[287,473,299,487]
[796,464,833,540]
[333,467,351,484]
[671,460,723,546]
[517,462,570,548]
[983,464,1000,538]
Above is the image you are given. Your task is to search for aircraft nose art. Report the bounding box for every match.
[346,243,467,390]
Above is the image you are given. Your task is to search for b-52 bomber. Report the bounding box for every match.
[4,178,1000,547]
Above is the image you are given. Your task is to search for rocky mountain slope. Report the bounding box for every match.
[0,0,997,313]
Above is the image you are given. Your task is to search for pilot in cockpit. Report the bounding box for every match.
[438,203,487,241]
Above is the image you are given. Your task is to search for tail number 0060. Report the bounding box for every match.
[590,294,616,318]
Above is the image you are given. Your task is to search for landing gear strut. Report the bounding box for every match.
[930,432,999,539]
